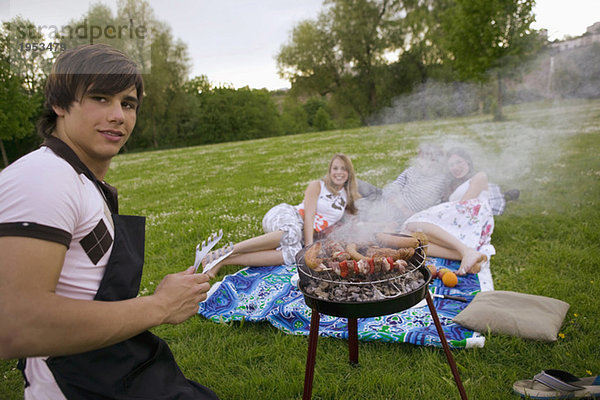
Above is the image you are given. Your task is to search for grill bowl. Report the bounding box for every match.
[296,243,431,318]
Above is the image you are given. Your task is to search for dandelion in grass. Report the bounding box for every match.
[558,333,565,339]
[360,167,389,179]
[220,214,257,225]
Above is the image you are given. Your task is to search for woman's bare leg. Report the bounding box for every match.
[230,231,283,254]
[206,250,285,278]
[203,231,283,264]
[404,222,486,275]
[426,243,461,260]
[203,231,285,277]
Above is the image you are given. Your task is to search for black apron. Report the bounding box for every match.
[34,138,219,399]
[45,212,218,400]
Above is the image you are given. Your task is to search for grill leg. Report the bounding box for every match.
[426,291,469,400]
[303,309,320,400]
[348,318,358,364]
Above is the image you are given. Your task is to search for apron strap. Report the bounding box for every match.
[17,358,30,388]
[102,200,114,231]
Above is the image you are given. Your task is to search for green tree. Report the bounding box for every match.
[192,86,282,144]
[3,17,51,94]
[119,0,190,149]
[313,107,334,131]
[279,96,310,135]
[328,0,404,112]
[277,17,343,97]
[134,27,190,149]
[277,0,408,123]
[59,4,118,49]
[57,1,153,74]
[303,98,330,127]
[0,58,36,166]
[183,75,212,95]
[437,0,542,120]
[60,1,191,150]
[0,18,47,166]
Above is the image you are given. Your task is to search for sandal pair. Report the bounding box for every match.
[513,369,600,399]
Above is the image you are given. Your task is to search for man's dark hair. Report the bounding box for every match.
[37,44,144,138]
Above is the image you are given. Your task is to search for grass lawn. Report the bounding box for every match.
[1,99,599,399]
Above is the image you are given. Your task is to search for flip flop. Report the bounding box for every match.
[513,369,600,399]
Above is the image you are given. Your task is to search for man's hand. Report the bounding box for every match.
[0,237,212,359]
[153,266,211,325]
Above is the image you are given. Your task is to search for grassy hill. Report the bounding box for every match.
[1,99,599,399]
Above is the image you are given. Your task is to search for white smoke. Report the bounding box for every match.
[364,45,599,206]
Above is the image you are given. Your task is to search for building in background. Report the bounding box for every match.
[549,22,600,52]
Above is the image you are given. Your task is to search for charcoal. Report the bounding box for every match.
[300,268,426,303]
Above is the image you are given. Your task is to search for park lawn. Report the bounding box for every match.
[1,98,599,399]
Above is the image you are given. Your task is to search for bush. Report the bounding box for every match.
[280,97,310,135]
[194,87,283,144]
[313,107,333,131]
[303,98,329,127]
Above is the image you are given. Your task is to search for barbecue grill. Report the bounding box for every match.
[295,239,469,400]
[297,241,430,317]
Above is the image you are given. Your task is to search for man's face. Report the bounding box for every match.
[53,86,138,175]
[415,147,443,173]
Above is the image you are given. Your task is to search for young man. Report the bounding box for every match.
[383,143,447,218]
[0,44,219,399]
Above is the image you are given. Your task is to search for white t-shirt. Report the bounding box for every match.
[0,146,114,399]
[296,180,347,232]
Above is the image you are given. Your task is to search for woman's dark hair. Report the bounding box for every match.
[443,147,475,201]
[37,43,144,138]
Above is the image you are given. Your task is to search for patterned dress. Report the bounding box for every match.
[401,179,496,260]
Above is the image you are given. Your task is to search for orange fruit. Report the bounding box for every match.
[437,268,450,279]
[426,264,437,279]
[442,271,458,287]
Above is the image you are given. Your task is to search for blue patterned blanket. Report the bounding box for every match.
[198,257,493,349]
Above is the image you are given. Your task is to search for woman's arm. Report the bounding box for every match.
[301,180,321,247]
[460,171,489,201]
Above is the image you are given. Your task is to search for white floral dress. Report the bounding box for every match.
[401,179,496,259]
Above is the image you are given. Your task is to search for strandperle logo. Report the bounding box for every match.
[7,18,152,74]
[14,18,148,43]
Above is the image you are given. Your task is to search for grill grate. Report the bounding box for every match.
[297,242,428,303]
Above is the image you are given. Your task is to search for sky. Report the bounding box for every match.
[3,0,600,90]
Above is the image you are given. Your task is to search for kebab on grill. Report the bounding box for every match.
[326,256,408,278]
[304,234,424,278]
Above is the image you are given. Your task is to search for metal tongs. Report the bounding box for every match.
[410,290,468,308]
[202,242,234,275]
[193,229,223,273]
